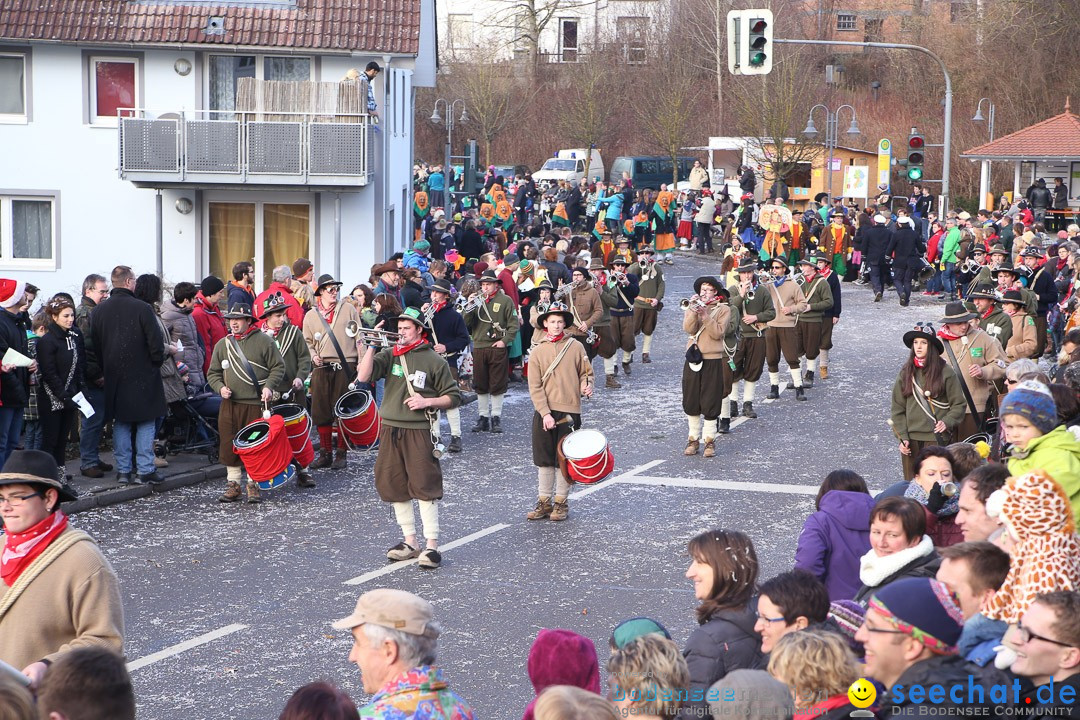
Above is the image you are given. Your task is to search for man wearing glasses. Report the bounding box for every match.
[1010,591,1080,711]
[74,274,113,479]
[0,450,123,691]
[854,577,1009,715]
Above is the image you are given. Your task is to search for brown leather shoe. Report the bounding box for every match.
[606,374,622,389]
[703,440,716,458]
[218,480,242,503]
[820,366,829,380]
[245,481,261,504]
[527,497,553,520]
[684,439,699,456]
[549,497,569,521]
[296,468,316,488]
[310,450,332,470]
[642,353,651,363]
[331,449,347,469]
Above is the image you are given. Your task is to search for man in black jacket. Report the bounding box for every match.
[458,220,486,263]
[428,279,471,453]
[0,278,33,467]
[859,213,894,302]
[1020,246,1058,357]
[886,217,925,307]
[75,273,112,478]
[1028,178,1053,225]
[90,266,167,484]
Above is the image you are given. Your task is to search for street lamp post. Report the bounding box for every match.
[973,98,996,209]
[430,98,468,201]
[803,103,860,202]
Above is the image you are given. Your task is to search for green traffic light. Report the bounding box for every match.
[750,52,766,66]
[907,167,923,181]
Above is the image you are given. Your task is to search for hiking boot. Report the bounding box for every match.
[874,293,882,302]
[418,548,442,569]
[606,374,622,389]
[509,368,524,384]
[718,418,731,434]
[767,384,780,400]
[296,468,316,488]
[219,480,242,503]
[729,400,739,418]
[820,366,829,380]
[795,386,807,401]
[97,460,114,471]
[742,402,757,418]
[331,449,347,469]
[472,416,490,433]
[550,497,569,521]
[804,371,814,388]
[245,481,261,504]
[642,353,651,363]
[527,497,554,520]
[702,440,716,458]
[310,450,332,470]
[386,542,420,562]
[81,464,104,479]
[622,361,632,376]
[684,438,699,456]
[490,416,503,433]
[154,456,169,468]
[448,436,462,453]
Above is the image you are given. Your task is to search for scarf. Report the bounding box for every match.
[392,337,424,357]
[858,535,934,588]
[319,298,336,325]
[937,327,963,342]
[545,332,565,343]
[774,276,787,288]
[818,268,832,279]
[981,306,996,320]
[913,356,926,368]
[1,511,68,586]
[230,324,260,340]
[905,479,960,518]
[431,300,447,314]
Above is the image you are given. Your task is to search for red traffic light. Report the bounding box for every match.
[908,151,924,165]
[751,19,768,32]
[908,136,924,149]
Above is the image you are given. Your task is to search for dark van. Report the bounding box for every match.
[609,156,698,190]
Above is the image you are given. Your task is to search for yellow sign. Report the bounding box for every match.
[848,678,877,708]
[877,139,892,192]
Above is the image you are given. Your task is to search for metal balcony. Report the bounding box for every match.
[118,110,374,188]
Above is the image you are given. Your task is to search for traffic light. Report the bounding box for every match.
[906,129,925,182]
[464,139,479,193]
[727,9,774,76]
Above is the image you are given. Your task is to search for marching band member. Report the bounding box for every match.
[607,256,640,378]
[963,246,992,301]
[208,302,285,504]
[261,292,315,488]
[561,266,603,361]
[795,255,833,390]
[428,278,471,453]
[591,258,622,389]
[682,277,736,459]
[525,303,594,523]
[302,274,362,470]
[970,284,1012,348]
[1020,245,1058,357]
[729,259,776,420]
[1002,289,1038,361]
[628,246,665,363]
[765,256,807,401]
[463,270,519,434]
[356,306,461,570]
[820,213,853,277]
[891,322,966,479]
[815,253,842,380]
[936,302,1008,442]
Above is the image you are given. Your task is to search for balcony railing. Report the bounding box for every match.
[118,109,374,187]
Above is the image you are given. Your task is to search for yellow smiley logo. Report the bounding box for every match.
[848,678,876,708]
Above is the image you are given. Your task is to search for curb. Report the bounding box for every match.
[61,466,222,516]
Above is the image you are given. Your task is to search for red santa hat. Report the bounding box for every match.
[0,279,25,309]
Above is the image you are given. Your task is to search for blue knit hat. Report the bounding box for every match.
[868,578,964,655]
[999,380,1058,434]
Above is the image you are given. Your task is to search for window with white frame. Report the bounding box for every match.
[89,56,138,125]
[0,53,26,120]
[617,16,648,64]
[559,18,579,62]
[0,194,56,269]
[836,14,857,31]
[207,54,311,119]
[447,14,474,54]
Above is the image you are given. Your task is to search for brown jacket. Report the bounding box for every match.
[765,279,807,329]
[683,302,736,359]
[565,283,603,336]
[528,335,594,416]
[1006,310,1038,361]
[302,302,361,365]
[0,528,124,669]
[942,326,1007,415]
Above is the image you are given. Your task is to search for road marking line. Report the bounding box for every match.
[761,381,789,404]
[615,475,818,495]
[568,459,666,500]
[343,523,511,585]
[730,417,748,429]
[127,623,248,672]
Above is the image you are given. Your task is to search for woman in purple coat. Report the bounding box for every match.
[794,470,876,601]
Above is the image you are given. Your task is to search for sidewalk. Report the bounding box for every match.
[60,450,224,515]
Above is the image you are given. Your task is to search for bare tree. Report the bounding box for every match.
[489,0,598,77]
[554,49,623,181]
[440,57,536,168]
[633,58,709,186]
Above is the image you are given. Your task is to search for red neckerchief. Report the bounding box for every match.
[230,324,260,340]
[1004,306,1019,317]
[913,356,927,368]
[937,327,963,341]
[1058,258,1069,272]
[319,299,336,325]
[2,511,68,586]
[545,332,565,343]
[483,290,498,304]
[392,337,425,357]
[981,306,996,320]
[818,268,832,279]
[431,300,447,313]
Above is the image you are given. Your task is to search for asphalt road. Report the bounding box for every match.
[69,253,933,719]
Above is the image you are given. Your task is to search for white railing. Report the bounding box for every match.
[117,109,373,185]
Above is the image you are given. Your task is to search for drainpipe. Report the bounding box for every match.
[382,54,392,258]
[155,190,163,276]
[334,193,342,280]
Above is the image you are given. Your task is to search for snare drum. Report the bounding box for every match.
[559,429,614,484]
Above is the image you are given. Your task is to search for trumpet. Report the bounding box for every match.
[756,270,773,286]
[454,293,483,313]
[351,327,400,347]
[960,257,982,274]
[611,271,629,286]
[680,295,706,311]
[536,301,551,315]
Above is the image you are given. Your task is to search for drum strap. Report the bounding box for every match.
[396,352,442,456]
[227,336,263,396]
[317,313,355,376]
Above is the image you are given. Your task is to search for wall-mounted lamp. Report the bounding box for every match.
[175,198,194,214]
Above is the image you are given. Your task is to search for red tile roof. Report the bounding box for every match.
[0,0,421,55]
[963,111,1080,159]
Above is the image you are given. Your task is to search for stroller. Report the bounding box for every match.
[156,392,221,463]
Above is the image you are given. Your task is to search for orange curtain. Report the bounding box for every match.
[264,204,310,289]
[209,203,255,285]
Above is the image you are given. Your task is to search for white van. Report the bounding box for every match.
[533,148,605,186]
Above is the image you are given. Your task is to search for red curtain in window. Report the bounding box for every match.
[95,61,135,119]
